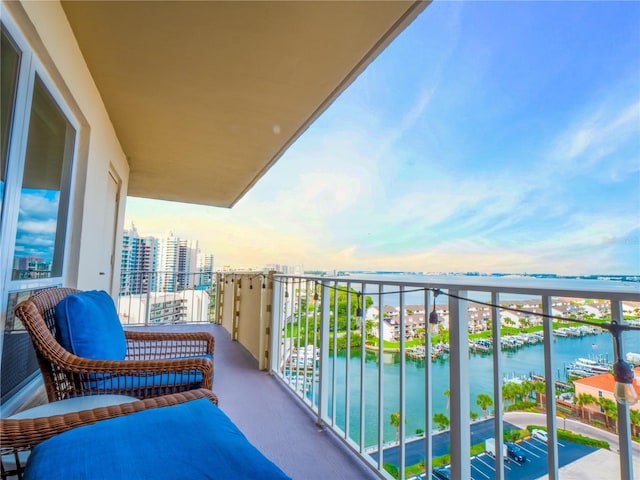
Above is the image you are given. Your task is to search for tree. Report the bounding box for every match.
[390,411,401,441]
[598,398,617,430]
[437,324,449,346]
[470,411,479,421]
[383,464,399,480]
[502,383,518,407]
[533,381,546,408]
[444,388,450,412]
[630,409,640,437]
[433,412,450,431]
[476,393,494,417]
[576,393,597,421]
[520,380,535,403]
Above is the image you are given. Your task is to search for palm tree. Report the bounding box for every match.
[390,411,401,442]
[433,412,450,431]
[476,393,494,417]
[576,393,597,421]
[598,398,617,430]
[520,380,535,403]
[444,388,450,412]
[502,382,518,408]
[630,409,640,437]
[532,381,546,408]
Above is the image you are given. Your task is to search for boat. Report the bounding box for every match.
[574,357,610,373]
[407,345,426,359]
[626,352,640,366]
[566,368,592,378]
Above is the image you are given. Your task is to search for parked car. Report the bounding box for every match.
[506,442,527,463]
[531,429,548,442]
[432,467,451,480]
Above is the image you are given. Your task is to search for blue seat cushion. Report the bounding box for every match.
[86,370,205,394]
[24,398,291,480]
[55,290,126,360]
[83,354,213,393]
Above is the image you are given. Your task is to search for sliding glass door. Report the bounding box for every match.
[0,19,78,404]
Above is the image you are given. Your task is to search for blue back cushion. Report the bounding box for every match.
[54,290,126,360]
[24,398,291,480]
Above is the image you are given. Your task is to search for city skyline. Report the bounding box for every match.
[125,2,640,276]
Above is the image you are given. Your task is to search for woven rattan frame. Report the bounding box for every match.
[0,389,218,480]
[14,287,215,402]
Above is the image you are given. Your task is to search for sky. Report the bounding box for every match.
[125,1,640,276]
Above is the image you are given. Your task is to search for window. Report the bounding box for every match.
[0,29,20,215]
[1,16,78,404]
[11,76,75,280]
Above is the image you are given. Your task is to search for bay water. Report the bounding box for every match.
[325,330,640,447]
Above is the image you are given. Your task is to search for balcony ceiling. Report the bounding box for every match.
[61,1,428,207]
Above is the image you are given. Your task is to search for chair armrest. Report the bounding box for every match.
[124,330,214,359]
[0,389,217,462]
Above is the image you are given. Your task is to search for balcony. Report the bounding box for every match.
[4,273,639,480]
[115,271,640,479]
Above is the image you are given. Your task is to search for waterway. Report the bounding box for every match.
[323,330,640,447]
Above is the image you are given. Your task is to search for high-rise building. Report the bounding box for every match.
[120,225,159,294]
[198,254,215,289]
[121,227,211,294]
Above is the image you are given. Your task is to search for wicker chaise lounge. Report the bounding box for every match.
[0,389,291,480]
[14,287,216,401]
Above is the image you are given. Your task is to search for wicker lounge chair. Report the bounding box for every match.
[1,388,290,480]
[14,287,215,402]
[0,389,215,479]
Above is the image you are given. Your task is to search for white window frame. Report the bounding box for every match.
[0,7,81,326]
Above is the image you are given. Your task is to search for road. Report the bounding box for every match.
[373,412,640,471]
[503,411,640,458]
[371,418,519,467]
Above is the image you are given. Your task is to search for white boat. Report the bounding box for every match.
[574,357,610,373]
[626,352,640,365]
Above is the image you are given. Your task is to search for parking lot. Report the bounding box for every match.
[413,436,598,480]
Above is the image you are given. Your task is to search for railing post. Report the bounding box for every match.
[317,280,330,425]
[359,283,366,452]
[542,295,559,479]
[377,283,385,471]
[491,292,505,480]
[145,281,151,327]
[424,288,433,479]
[270,275,282,374]
[399,286,406,479]
[612,300,634,480]
[449,289,470,480]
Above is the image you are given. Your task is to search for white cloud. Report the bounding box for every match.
[17,219,57,235]
[546,99,640,174]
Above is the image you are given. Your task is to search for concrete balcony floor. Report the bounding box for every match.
[134,323,378,480]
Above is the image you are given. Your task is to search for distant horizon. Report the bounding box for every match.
[126,2,640,276]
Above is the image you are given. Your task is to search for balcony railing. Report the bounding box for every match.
[117,270,215,325]
[269,274,640,480]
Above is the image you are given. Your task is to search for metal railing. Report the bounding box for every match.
[117,270,215,325]
[270,274,640,480]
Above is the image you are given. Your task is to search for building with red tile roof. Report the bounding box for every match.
[574,367,640,412]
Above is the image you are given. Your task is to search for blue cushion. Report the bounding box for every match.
[86,370,205,394]
[24,398,291,480]
[84,355,212,391]
[55,290,126,360]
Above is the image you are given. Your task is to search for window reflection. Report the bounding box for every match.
[12,76,75,280]
[0,30,21,215]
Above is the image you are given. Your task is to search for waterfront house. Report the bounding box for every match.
[574,368,640,414]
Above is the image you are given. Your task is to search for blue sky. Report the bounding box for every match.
[126,1,640,275]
